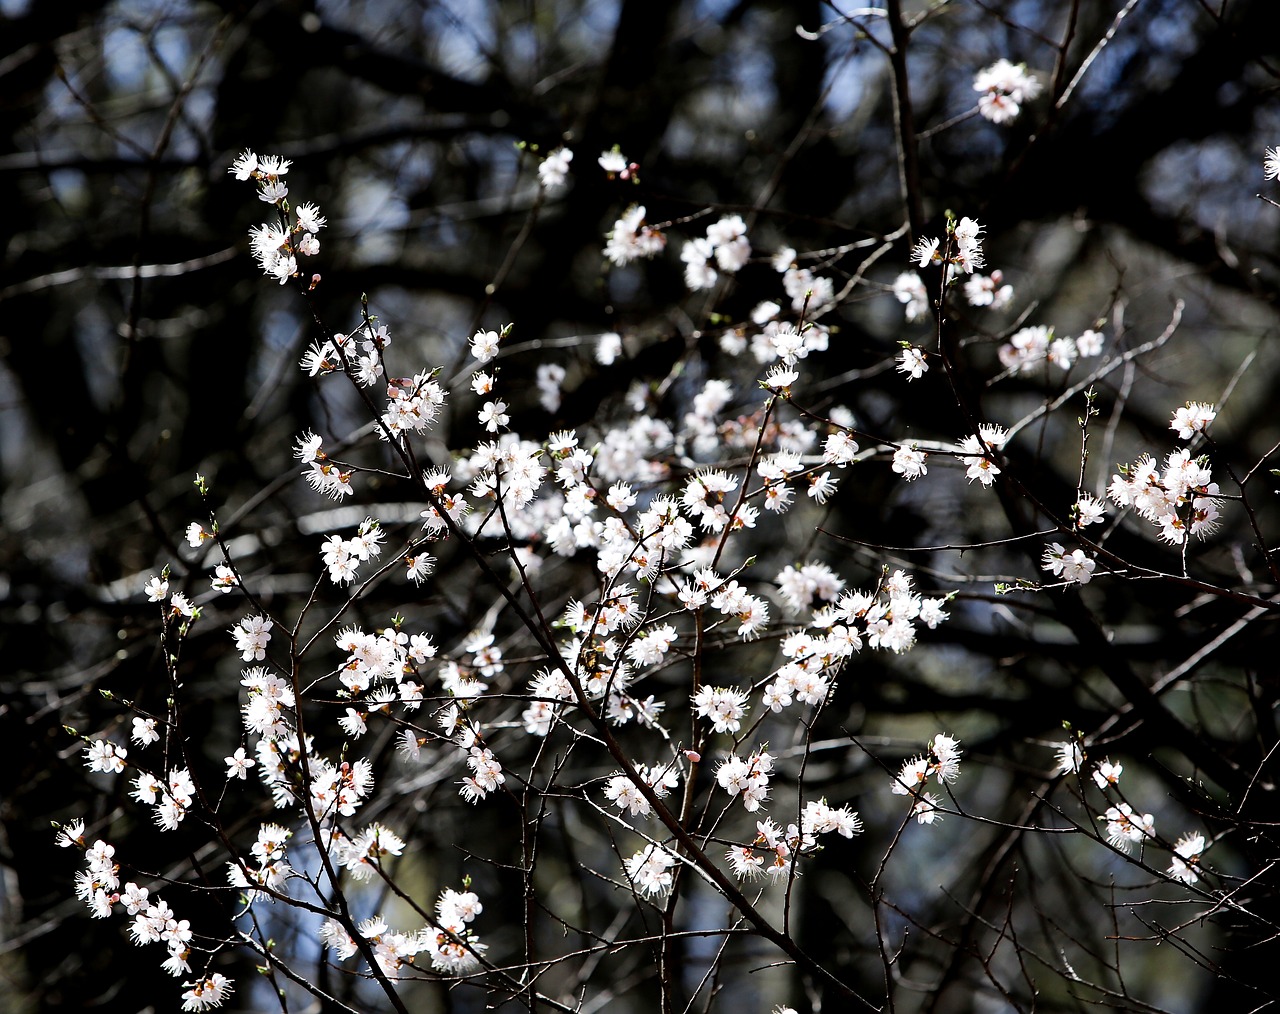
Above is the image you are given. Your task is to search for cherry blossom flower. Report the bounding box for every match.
[897,347,928,380]
[231,615,272,662]
[1052,740,1085,776]
[1075,495,1106,527]
[1076,329,1105,357]
[1167,832,1207,884]
[224,747,255,779]
[1042,543,1095,584]
[605,205,665,266]
[1100,803,1153,852]
[1092,759,1122,788]
[893,271,929,321]
[85,739,127,774]
[227,149,257,180]
[1170,401,1216,440]
[973,59,1042,124]
[180,973,232,1011]
[892,445,927,480]
[538,146,573,189]
[624,845,677,897]
[131,717,159,746]
[964,269,1013,308]
[470,328,501,363]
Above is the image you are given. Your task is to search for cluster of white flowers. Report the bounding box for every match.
[308,755,376,819]
[890,733,962,824]
[131,766,196,831]
[912,215,985,275]
[179,975,234,1012]
[460,745,505,802]
[59,820,230,1002]
[535,361,566,412]
[715,748,775,812]
[724,800,862,881]
[604,204,666,266]
[324,822,405,882]
[893,271,929,322]
[963,269,1014,308]
[1108,427,1223,546]
[1075,747,1211,881]
[382,369,448,440]
[319,886,485,977]
[429,887,487,970]
[227,822,293,897]
[1101,803,1155,853]
[972,58,1043,124]
[300,323,389,386]
[538,146,573,189]
[230,614,272,662]
[603,760,680,817]
[770,245,837,316]
[599,147,640,181]
[624,843,679,897]
[229,149,324,285]
[958,423,1008,486]
[319,517,384,585]
[998,324,1105,374]
[893,266,1013,325]
[692,684,751,734]
[1168,832,1208,885]
[1169,400,1217,440]
[897,345,928,379]
[240,666,295,740]
[69,125,1264,1014]
[294,430,357,499]
[1041,542,1097,585]
[681,214,750,290]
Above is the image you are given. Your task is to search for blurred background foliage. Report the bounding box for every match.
[3,0,1280,1011]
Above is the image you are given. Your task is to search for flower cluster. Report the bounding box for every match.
[1041,542,1097,585]
[958,423,1008,486]
[302,323,390,387]
[964,269,1014,308]
[1079,747,1211,881]
[625,844,679,898]
[1108,443,1222,546]
[603,760,680,817]
[319,517,384,585]
[599,146,640,182]
[890,733,962,824]
[604,205,666,266]
[229,149,325,284]
[324,822,405,882]
[912,215,985,275]
[715,748,775,812]
[998,325,1105,374]
[682,214,750,290]
[973,58,1043,124]
[60,820,228,1000]
[724,800,862,881]
[230,614,272,662]
[80,137,1262,1013]
[538,146,573,189]
[319,886,485,977]
[227,823,294,897]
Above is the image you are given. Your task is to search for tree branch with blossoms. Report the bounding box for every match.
[46,9,1280,1013]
